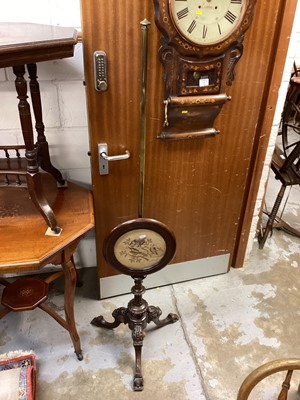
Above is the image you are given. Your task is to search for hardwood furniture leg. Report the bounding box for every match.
[37,253,82,360]
[72,255,83,287]
[26,172,60,233]
[91,276,178,391]
[258,184,286,249]
[132,325,145,391]
[0,276,11,318]
[0,273,82,360]
[13,65,61,233]
[27,63,65,186]
[13,65,38,175]
[61,251,83,360]
[0,307,11,319]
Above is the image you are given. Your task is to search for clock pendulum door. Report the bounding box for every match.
[91,20,179,392]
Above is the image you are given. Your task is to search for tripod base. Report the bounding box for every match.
[91,277,179,391]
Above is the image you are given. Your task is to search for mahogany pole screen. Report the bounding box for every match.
[90,20,179,392]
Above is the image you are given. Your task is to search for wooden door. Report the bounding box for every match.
[81,0,296,298]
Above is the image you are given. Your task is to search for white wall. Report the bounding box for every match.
[0,0,96,270]
[1,0,299,269]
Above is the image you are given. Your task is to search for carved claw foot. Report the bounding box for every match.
[133,376,144,391]
[147,306,179,328]
[91,315,109,328]
[163,312,179,325]
[91,307,128,329]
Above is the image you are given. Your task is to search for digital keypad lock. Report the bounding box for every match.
[93,51,108,92]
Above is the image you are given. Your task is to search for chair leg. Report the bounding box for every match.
[258,184,286,249]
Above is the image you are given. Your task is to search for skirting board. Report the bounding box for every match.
[99,253,230,299]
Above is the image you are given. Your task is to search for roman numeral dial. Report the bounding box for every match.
[177,7,189,20]
[170,0,244,45]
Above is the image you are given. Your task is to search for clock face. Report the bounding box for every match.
[170,0,244,45]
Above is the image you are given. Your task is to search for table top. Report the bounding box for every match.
[0,23,78,68]
[0,175,94,273]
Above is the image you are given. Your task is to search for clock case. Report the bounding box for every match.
[153,0,257,140]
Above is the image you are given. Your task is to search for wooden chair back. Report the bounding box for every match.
[237,359,300,400]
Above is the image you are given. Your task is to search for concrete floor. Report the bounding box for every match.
[0,177,299,399]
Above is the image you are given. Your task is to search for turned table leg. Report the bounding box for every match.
[13,65,38,175]
[27,63,65,185]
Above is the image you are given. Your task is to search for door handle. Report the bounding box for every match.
[98,143,130,175]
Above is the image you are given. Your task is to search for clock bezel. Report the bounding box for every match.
[169,0,245,47]
[154,0,256,57]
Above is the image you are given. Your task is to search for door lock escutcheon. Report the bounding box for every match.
[98,143,130,175]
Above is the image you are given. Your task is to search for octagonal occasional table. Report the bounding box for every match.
[0,176,94,360]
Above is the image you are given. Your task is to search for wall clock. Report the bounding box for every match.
[153,0,257,140]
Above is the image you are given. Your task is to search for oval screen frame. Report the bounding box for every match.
[103,218,176,277]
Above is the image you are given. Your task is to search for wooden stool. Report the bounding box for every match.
[0,175,94,360]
